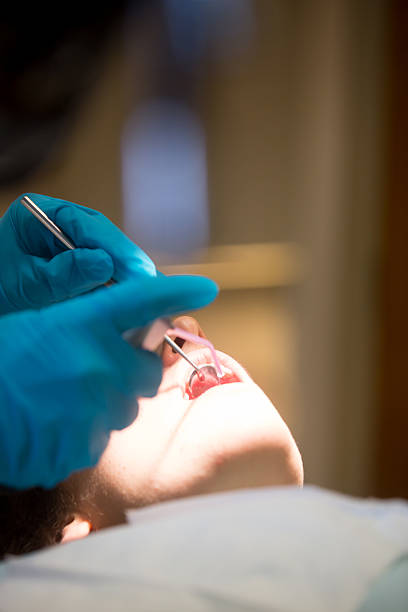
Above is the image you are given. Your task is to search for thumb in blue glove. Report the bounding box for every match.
[0,274,218,490]
[0,193,156,315]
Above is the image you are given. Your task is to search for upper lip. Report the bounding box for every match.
[174,348,250,387]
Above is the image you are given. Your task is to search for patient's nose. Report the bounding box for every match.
[162,316,206,367]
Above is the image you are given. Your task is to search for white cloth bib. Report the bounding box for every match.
[2,486,408,611]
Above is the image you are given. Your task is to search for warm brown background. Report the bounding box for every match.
[376,0,408,499]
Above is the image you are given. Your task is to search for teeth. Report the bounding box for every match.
[220,365,232,376]
[188,363,233,380]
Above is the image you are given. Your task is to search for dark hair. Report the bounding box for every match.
[0,485,77,560]
[0,468,129,559]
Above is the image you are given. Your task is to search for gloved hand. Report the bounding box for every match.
[0,274,218,489]
[0,193,156,315]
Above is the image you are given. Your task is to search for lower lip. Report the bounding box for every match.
[186,370,241,400]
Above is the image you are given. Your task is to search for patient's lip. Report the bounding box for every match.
[187,365,241,399]
[177,348,250,388]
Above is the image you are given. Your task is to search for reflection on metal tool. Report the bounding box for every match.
[21,195,76,250]
[166,327,224,397]
[162,334,203,375]
[187,364,221,398]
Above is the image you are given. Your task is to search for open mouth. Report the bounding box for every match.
[186,366,241,400]
[175,348,247,400]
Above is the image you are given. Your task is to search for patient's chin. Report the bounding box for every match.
[145,383,303,500]
[72,378,303,525]
[197,437,303,496]
[148,424,303,504]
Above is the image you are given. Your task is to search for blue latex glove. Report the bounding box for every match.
[0,274,218,490]
[0,193,156,315]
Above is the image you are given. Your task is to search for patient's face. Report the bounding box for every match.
[65,317,303,530]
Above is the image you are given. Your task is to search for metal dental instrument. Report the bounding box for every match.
[20,195,202,374]
[163,335,203,373]
[21,195,76,250]
[187,364,221,396]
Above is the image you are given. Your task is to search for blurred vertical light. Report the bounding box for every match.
[122,0,253,259]
[122,99,209,258]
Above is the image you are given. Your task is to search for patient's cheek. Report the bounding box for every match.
[186,370,241,399]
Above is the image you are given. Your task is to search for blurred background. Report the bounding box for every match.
[0,0,406,499]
